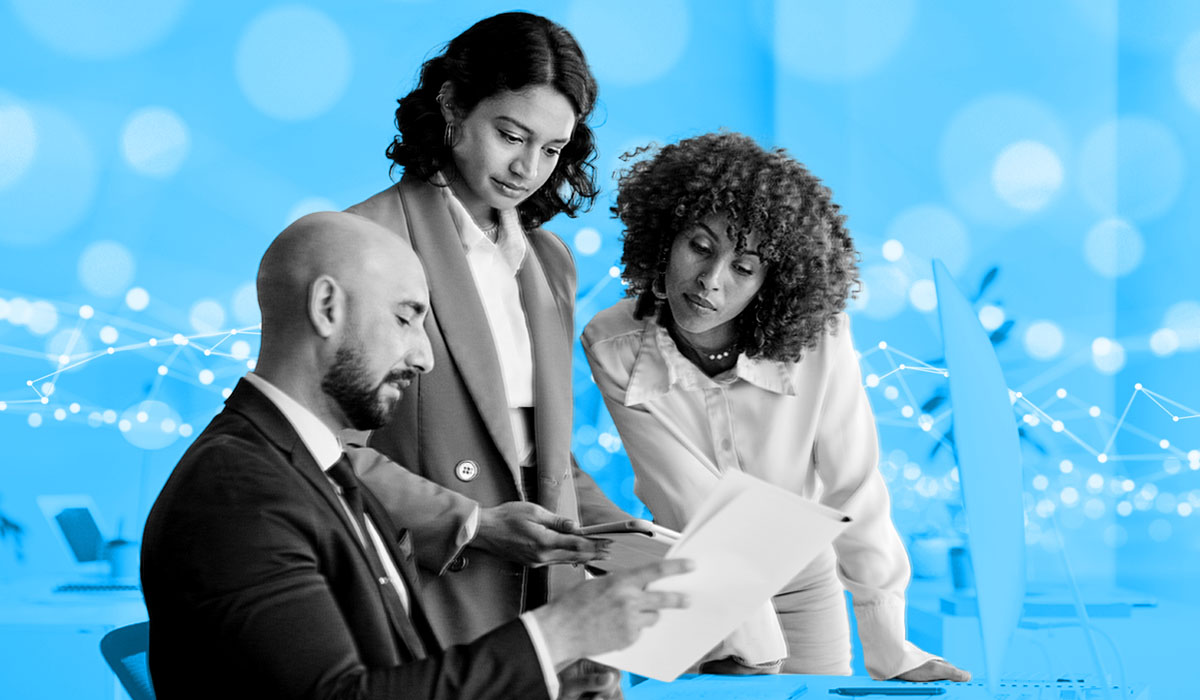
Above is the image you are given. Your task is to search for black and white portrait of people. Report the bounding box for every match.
[1,2,1197,699]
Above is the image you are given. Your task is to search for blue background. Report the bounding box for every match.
[2,1,1198,697]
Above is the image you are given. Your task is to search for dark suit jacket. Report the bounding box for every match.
[346,177,628,645]
[141,379,548,700]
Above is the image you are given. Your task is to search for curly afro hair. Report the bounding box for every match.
[615,131,859,363]
[385,12,599,231]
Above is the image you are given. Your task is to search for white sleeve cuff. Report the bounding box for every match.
[519,611,561,699]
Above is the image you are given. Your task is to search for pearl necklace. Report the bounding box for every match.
[707,347,736,361]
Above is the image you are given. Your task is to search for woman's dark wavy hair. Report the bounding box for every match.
[615,132,860,363]
[386,12,599,230]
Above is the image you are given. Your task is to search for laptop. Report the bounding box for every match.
[36,494,140,593]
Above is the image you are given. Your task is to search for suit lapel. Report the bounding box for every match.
[225,380,431,657]
[398,177,521,472]
[519,238,571,512]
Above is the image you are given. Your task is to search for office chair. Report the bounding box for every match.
[100,621,156,700]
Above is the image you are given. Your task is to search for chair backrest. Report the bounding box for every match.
[100,621,156,700]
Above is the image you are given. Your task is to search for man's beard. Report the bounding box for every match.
[320,343,406,430]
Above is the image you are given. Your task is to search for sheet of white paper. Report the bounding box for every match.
[590,470,851,681]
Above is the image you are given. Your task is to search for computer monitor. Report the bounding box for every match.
[37,494,112,576]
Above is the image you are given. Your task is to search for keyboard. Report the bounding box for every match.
[54,582,141,593]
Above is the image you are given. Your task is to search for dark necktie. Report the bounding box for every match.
[327,455,422,651]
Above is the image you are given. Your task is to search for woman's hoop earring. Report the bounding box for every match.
[444,122,456,148]
[651,275,668,300]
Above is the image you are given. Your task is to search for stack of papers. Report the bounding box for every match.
[589,470,852,681]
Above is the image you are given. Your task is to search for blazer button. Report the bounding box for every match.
[448,555,469,572]
[455,460,479,482]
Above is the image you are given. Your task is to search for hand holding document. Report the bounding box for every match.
[579,518,680,574]
[588,470,852,681]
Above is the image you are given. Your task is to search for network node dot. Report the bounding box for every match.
[40,397,48,405]
[58,355,70,365]
[1160,439,1170,449]
[1097,454,1109,463]
[204,349,211,356]
[0,402,6,411]
[608,266,620,278]
[79,305,94,319]
[26,380,32,386]
[157,365,168,376]
[1089,406,1101,417]
[173,333,188,346]
[230,328,238,335]
[107,347,115,354]
[1174,416,1181,422]
[878,341,888,349]
[901,405,914,418]
[1056,388,1067,399]
[898,363,907,370]
[148,338,158,346]
[1052,420,1064,432]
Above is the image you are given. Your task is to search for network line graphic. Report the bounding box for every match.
[2,287,1198,545]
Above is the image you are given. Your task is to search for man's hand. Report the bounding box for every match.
[558,660,622,700]
[532,558,693,667]
[892,658,971,682]
[476,501,610,566]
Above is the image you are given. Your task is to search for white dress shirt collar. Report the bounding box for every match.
[437,173,527,273]
[243,372,342,470]
[624,313,798,406]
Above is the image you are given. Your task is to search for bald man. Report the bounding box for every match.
[141,212,689,700]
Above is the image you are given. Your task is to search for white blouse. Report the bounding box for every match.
[581,298,936,679]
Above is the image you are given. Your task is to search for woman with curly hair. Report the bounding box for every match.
[582,132,969,682]
[346,10,628,658]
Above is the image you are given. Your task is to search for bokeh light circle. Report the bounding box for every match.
[566,0,689,86]
[1150,328,1179,356]
[1177,31,1200,114]
[47,328,89,362]
[1091,336,1126,374]
[99,326,119,345]
[1083,218,1143,278]
[78,241,137,298]
[190,299,226,334]
[121,107,190,177]
[1078,117,1185,221]
[0,104,97,246]
[236,7,352,121]
[119,400,182,450]
[0,97,37,191]
[26,301,58,336]
[573,228,602,256]
[10,0,186,59]
[232,282,260,326]
[939,94,1069,226]
[774,0,916,81]
[908,279,937,312]
[991,140,1063,211]
[1163,300,1200,350]
[1024,320,1064,360]
[884,205,970,276]
[126,287,150,311]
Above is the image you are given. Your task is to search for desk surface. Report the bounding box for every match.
[628,674,1149,699]
[0,577,146,626]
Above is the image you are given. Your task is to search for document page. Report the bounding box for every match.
[590,470,851,681]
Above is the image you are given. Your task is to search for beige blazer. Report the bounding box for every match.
[346,176,627,645]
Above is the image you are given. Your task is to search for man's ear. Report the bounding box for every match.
[308,274,343,339]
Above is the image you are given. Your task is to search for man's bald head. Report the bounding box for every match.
[257,211,419,342]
